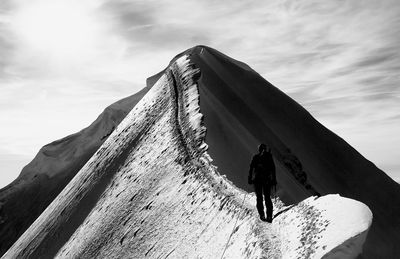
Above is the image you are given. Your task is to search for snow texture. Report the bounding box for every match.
[274,195,372,259]
[3,55,372,259]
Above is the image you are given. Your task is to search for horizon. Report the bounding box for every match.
[0,0,399,188]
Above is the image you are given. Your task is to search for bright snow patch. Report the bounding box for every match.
[274,195,372,258]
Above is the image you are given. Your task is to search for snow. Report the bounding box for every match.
[172,56,206,156]
[273,195,372,258]
[3,55,372,259]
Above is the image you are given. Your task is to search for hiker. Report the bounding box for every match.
[248,143,277,222]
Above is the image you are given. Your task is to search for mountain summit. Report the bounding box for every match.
[187,46,400,258]
[1,46,398,258]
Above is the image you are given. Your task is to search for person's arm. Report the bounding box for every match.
[271,154,277,185]
[248,156,255,184]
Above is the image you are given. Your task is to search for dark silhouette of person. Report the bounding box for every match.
[248,143,277,222]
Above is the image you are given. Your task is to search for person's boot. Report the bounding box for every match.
[266,216,273,223]
[259,213,267,222]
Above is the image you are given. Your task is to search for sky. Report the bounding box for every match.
[0,0,399,188]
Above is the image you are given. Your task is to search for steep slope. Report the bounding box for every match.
[3,56,371,259]
[182,46,400,258]
[0,87,150,256]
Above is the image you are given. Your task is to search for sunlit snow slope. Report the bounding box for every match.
[3,56,371,259]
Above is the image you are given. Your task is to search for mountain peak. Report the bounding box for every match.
[1,47,398,258]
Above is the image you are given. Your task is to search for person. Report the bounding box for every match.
[248,143,277,222]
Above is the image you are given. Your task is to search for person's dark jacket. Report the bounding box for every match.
[248,152,276,185]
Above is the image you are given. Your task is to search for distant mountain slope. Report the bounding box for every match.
[4,55,371,259]
[185,46,400,258]
[0,86,150,256]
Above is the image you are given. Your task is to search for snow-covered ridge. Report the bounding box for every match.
[3,55,372,259]
[171,56,207,157]
[169,55,373,258]
[274,195,372,258]
[170,56,239,190]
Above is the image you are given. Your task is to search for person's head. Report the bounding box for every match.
[258,143,270,154]
[258,143,268,154]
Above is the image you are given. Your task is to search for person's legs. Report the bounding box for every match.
[263,183,273,222]
[254,181,265,220]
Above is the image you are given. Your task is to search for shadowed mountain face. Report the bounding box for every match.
[0,86,151,256]
[0,46,398,258]
[185,46,400,258]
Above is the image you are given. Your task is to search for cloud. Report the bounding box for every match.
[102,1,155,27]
[0,0,399,185]
[99,0,213,52]
[0,15,16,77]
[354,52,396,69]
